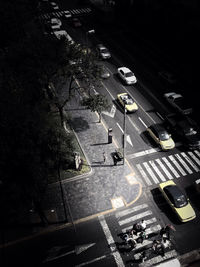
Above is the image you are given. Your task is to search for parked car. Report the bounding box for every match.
[165,113,200,150]
[117,67,137,85]
[49,18,62,30]
[164,92,193,115]
[158,70,177,84]
[50,1,59,10]
[117,93,138,113]
[147,123,175,150]
[159,181,196,222]
[96,44,111,59]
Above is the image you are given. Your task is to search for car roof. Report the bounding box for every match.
[164,184,184,198]
[118,67,131,73]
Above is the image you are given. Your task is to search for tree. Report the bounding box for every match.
[81,94,110,122]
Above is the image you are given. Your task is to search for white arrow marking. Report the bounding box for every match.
[43,243,95,263]
[102,105,116,118]
[126,135,133,146]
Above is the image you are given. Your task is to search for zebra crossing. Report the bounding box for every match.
[39,7,92,20]
[136,150,200,186]
[115,203,178,266]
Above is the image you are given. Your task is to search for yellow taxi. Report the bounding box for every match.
[117,93,138,113]
[147,123,175,150]
[159,181,196,222]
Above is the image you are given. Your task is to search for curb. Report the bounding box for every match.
[178,249,200,266]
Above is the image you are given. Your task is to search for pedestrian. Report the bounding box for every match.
[160,224,175,241]
[103,151,106,163]
[139,219,147,231]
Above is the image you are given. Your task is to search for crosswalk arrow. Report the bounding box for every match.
[75,243,96,255]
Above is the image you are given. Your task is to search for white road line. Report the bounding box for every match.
[116,122,124,133]
[194,150,200,160]
[127,116,141,133]
[149,161,166,182]
[138,117,148,128]
[75,255,106,267]
[188,151,200,166]
[119,210,153,226]
[181,152,199,172]
[136,164,152,186]
[122,217,157,232]
[155,159,173,179]
[175,154,193,174]
[137,249,177,266]
[99,215,125,267]
[129,148,157,159]
[115,204,148,219]
[162,157,180,178]
[168,155,186,176]
[143,162,159,184]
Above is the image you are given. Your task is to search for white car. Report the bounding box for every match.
[49,18,62,30]
[117,67,137,85]
[63,10,72,18]
[96,44,111,59]
[50,2,59,10]
[53,30,74,44]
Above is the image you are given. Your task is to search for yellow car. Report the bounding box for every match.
[147,123,175,150]
[117,93,138,113]
[159,181,196,222]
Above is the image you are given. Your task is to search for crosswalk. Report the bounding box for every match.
[115,203,178,266]
[39,7,92,20]
[136,150,200,186]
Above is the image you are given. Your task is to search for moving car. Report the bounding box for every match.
[164,92,193,115]
[49,18,62,30]
[159,181,196,222]
[50,1,59,10]
[53,30,74,43]
[117,67,137,85]
[147,123,175,150]
[96,44,111,59]
[117,93,138,113]
[165,113,200,150]
[99,65,110,79]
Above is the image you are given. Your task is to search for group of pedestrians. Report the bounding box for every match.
[121,221,175,263]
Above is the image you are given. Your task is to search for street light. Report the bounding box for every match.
[86,29,95,56]
[123,106,127,165]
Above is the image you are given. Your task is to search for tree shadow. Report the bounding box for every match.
[69,116,90,132]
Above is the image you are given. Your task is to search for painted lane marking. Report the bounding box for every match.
[136,164,152,186]
[188,151,200,166]
[181,152,199,172]
[175,154,193,174]
[138,117,148,128]
[162,157,180,178]
[155,158,173,179]
[168,155,186,176]
[143,162,159,184]
[99,215,125,267]
[115,203,148,219]
[119,210,152,226]
[194,150,200,158]
[128,148,157,159]
[116,122,124,133]
[148,161,166,182]
[122,217,157,232]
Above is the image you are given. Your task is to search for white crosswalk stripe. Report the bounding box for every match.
[143,162,159,184]
[135,151,200,186]
[115,204,177,266]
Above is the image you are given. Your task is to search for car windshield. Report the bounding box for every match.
[174,194,188,208]
[159,131,170,141]
[125,72,134,78]
[164,185,188,208]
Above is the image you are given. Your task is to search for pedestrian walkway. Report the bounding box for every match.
[135,151,200,186]
[114,203,178,266]
[39,7,92,20]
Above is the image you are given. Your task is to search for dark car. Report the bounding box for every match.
[165,114,200,150]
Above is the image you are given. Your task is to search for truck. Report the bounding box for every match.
[164,92,193,115]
